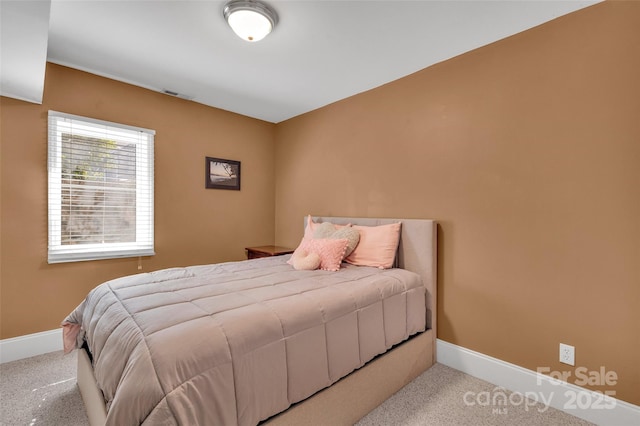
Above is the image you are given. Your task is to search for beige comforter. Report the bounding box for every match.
[64,256,426,425]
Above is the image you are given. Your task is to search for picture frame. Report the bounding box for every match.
[205,157,241,190]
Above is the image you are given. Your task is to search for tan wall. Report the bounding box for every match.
[274,2,640,405]
[0,63,276,339]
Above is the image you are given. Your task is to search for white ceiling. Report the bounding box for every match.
[0,1,50,103]
[2,0,600,123]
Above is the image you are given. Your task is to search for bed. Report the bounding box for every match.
[65,216,437,425]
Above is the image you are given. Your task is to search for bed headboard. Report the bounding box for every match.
[311,216,437,332]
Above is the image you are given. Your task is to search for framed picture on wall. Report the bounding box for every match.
[205,157,241,190]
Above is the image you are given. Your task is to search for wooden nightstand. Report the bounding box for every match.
[245,245,294,260]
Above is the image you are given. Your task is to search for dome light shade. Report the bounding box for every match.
[223,0,278,42]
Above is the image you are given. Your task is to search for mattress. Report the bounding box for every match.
[64,255,426,425]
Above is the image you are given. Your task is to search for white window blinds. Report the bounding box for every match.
[47,111,155,263]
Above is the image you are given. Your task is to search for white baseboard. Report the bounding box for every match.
[0,328,63,363]
[436,339,640,426]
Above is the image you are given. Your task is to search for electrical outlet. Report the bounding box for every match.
[560,343,575,366]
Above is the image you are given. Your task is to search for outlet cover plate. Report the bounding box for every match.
[560,343,575,366]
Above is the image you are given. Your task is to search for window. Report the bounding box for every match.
[47,111,154,263]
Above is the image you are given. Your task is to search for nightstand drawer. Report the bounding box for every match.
[246,245,294,259]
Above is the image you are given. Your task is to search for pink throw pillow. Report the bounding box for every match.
[344,222,401,269]
[290,237,349,271]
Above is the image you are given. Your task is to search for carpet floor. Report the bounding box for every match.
[0,350,595,425]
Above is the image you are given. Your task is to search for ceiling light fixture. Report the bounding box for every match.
[223,0,278,42]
